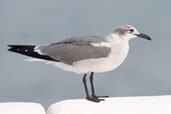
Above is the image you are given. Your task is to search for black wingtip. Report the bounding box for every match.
[7,45,13,49]
[7,45,17,51]
[8,45,24,48]
[7,45,13,51]
[8,45,16,47]
[7,45,33,51]
[7,45,59,62]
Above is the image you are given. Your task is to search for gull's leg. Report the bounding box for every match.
[90,72,109,99]
[82,73,103,103]
[90,72,96,97]
[82,74,90,98]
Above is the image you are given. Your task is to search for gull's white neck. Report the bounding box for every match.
[106,33,129,44]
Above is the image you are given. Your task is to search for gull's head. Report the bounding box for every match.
[114,25,152,41]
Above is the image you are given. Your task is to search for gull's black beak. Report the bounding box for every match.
[135,33,152,41]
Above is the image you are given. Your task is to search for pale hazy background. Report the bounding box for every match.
[0,0,171,108]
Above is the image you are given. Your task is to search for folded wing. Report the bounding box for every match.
[36,36,111,65]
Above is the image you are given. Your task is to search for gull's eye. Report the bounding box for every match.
[128,29,134,33]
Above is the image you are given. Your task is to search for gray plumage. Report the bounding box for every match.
[37,36,111,65]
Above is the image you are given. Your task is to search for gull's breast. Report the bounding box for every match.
[108,42,129,71]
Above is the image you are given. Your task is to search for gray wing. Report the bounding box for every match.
[37,36,111,65]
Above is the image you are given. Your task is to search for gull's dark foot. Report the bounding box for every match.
[92,95,109,98]
[86,96,104,103]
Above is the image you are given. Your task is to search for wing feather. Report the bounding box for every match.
[37,36,111,65]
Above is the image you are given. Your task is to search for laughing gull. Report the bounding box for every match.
[8,25,152,102]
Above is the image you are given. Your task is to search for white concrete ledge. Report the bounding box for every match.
[0,102,45,114]
[47,95,171,114]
